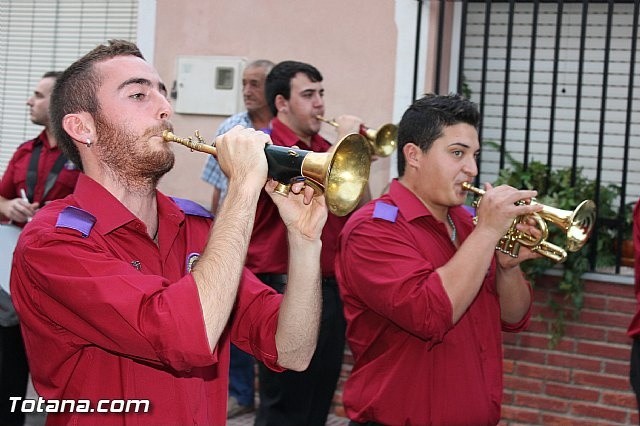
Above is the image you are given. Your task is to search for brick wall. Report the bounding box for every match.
[332,276,639,425]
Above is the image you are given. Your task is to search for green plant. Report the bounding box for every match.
[483,142,620,346]
[623,201,635,240]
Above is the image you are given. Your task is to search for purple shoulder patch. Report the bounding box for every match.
[170,197,213,219]
[372,202,398,222]
[463,205,476,217]
[55,206,96,237]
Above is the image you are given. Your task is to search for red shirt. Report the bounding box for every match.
[627,198,640,337]
[245,117,348,276]
[0,131,79,216]
[11,174,284,426]
[335,179,531,425]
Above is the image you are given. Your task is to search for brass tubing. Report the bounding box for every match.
[163,130,216,155]
[461,182,485,196]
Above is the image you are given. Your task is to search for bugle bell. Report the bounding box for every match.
[462,182,596,263]
[316,116,397,157]
[162,130,371,216]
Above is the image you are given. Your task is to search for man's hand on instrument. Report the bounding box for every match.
[474,183,543,239]
[333,114,363,140]
[215,125,269,193]
[496,215,545,269]
[266,179,327,241]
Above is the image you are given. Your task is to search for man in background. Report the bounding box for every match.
[201,59,274,418]
[0,71,80,426]
[250,60,365,426]
[201,59,274,215]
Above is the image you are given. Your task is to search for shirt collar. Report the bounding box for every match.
[388,179,433,222]
[34,130,57,151]
[270,117,332,152]
[72,174,184,235]
[388,179,469,223]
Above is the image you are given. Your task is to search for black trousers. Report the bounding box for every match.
[630,337,640,415]
[0,324,29,426]
[254,275,346,426]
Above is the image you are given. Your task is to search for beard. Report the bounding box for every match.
[94,112,175,192]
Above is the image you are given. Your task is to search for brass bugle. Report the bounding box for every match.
[316,115,397,157]
[462,182,596,263]
[163,130,371,217]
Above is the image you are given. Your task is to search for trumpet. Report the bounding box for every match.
[316,116,397,157]
[163,130,371,217]
[462,182,596,263]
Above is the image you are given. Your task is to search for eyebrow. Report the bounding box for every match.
[118,78,167,95]
[449,142,472,149]
[300,88,323,95]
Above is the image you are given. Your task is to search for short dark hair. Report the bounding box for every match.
[42,71,62,80]
[50,39,144,171]
[265,60,323,116]
[397,93,480,176]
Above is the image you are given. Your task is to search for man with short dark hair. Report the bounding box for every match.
[0,70,79,426]
[11,41,327,426]
[336,93,542,425]
[251,60,366,426]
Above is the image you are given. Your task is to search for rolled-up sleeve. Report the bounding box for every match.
[13,230,215,371]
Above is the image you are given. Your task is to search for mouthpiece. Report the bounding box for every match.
[162,130,217,156]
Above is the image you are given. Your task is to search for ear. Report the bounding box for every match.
[402,142,421,169]
[274,94,288,114]
[61,112,95,146]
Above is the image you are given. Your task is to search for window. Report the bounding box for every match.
[0,0,140,174]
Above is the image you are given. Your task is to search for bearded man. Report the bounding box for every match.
[10,40,328,426]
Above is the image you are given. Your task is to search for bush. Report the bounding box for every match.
[483,142,620,346]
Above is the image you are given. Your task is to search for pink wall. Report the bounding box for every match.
[152,0,399,208]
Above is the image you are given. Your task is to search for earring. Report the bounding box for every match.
[85,138,92,148]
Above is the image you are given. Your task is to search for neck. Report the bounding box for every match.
[248,108,273,130]
[397,177,448,222]
[277,115,313,147]
[44,127,57,148]
[85,165,159,239]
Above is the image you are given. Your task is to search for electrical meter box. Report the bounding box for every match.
[174,56,247,115]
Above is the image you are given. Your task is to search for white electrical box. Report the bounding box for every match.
[174,56,246,115]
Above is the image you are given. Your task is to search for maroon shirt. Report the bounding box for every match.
[245,117,348,276]
[11,174,284,425]
[627,198,640,337]
[335,179,531,425]
[0,131,79,218]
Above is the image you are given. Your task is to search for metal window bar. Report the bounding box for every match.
[445,0,640,274]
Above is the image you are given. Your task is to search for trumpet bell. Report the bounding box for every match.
[541,199,597,252]
[301,133,371,216]
[361,123,398,157]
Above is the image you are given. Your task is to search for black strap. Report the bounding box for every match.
[25,143,42,202]
[24,142,68,202]
[42,153,68,201]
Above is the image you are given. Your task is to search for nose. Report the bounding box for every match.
[158,93,172,120]
[462,156,478,177]
[312,93,324,108]
[26,96,34,106]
